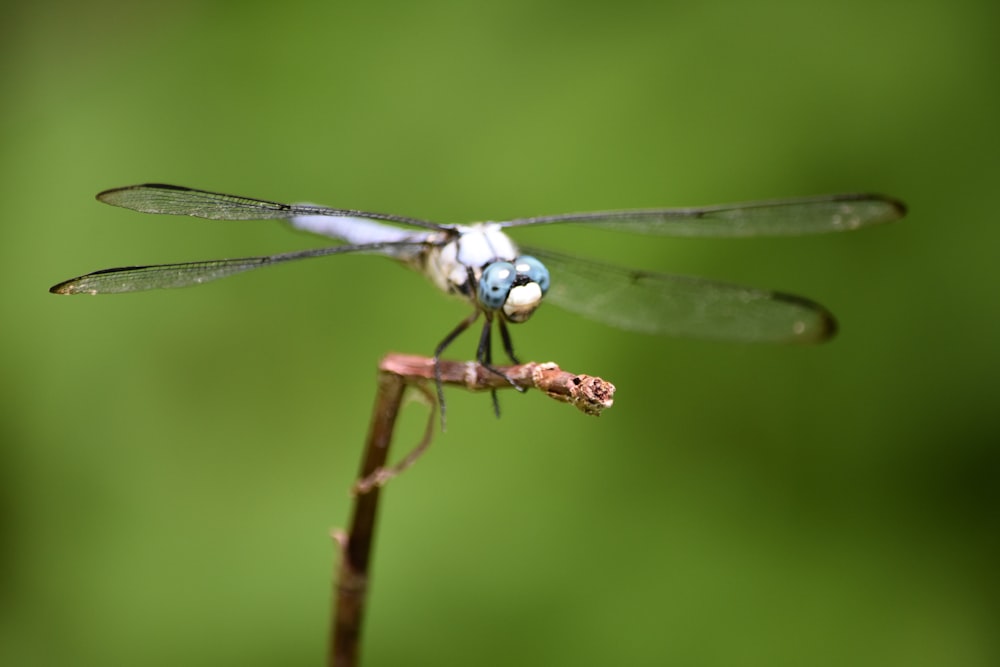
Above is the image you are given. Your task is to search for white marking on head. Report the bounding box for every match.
[503,282,543,322]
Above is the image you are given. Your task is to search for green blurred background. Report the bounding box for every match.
[3,0,998,665]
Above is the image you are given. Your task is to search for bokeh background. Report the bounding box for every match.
[3,1,998,665]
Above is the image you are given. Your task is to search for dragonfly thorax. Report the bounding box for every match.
[424,223,550,322]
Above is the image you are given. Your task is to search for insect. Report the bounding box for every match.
[51,184,905,421]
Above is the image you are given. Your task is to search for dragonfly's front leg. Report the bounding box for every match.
[476,315,503,418]
[434,310,481,430]
[476,315,522,385]
[475,315,526,418]
[497,318,520,365]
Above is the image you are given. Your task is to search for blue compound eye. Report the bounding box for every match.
[514,255,550,294]
[478,261,516,311]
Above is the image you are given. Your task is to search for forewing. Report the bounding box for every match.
[504,194,905,238]
[97,184,442,229]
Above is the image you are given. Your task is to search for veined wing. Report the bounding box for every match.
[502,193,905,237]
[97,184,443,230]
[49,241,429,295]
[527,248,836,343]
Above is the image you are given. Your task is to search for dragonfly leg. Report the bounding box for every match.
[434,310,481,430]
[497,318,521,365]
[476,318,502,418]
[475,315,519,384]
[495,318,526,397]
[497,317,527,408]
[475,316,524,419]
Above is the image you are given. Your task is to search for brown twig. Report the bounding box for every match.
[384,354,616,414]
[329,354,615,667]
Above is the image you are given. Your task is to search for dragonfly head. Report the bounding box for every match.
[477,255,550,323]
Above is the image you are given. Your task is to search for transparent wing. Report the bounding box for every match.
[97,183,443,230]
[49,242,428,295]
[503,193,905,237]
[527,248,836,343]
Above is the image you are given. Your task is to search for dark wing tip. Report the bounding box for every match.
[96,183,187,205]
[812,306,839,342]
[49,278,78,294]
[778,292,838,344]
[96,184,135,203]
[874,193,907,221]
[891,197,908,220]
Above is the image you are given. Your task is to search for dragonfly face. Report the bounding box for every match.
[478,255,550,323]
[50,183,906,425]
[420,223,551,323]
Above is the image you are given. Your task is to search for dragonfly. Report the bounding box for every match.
[51,184,906,422]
